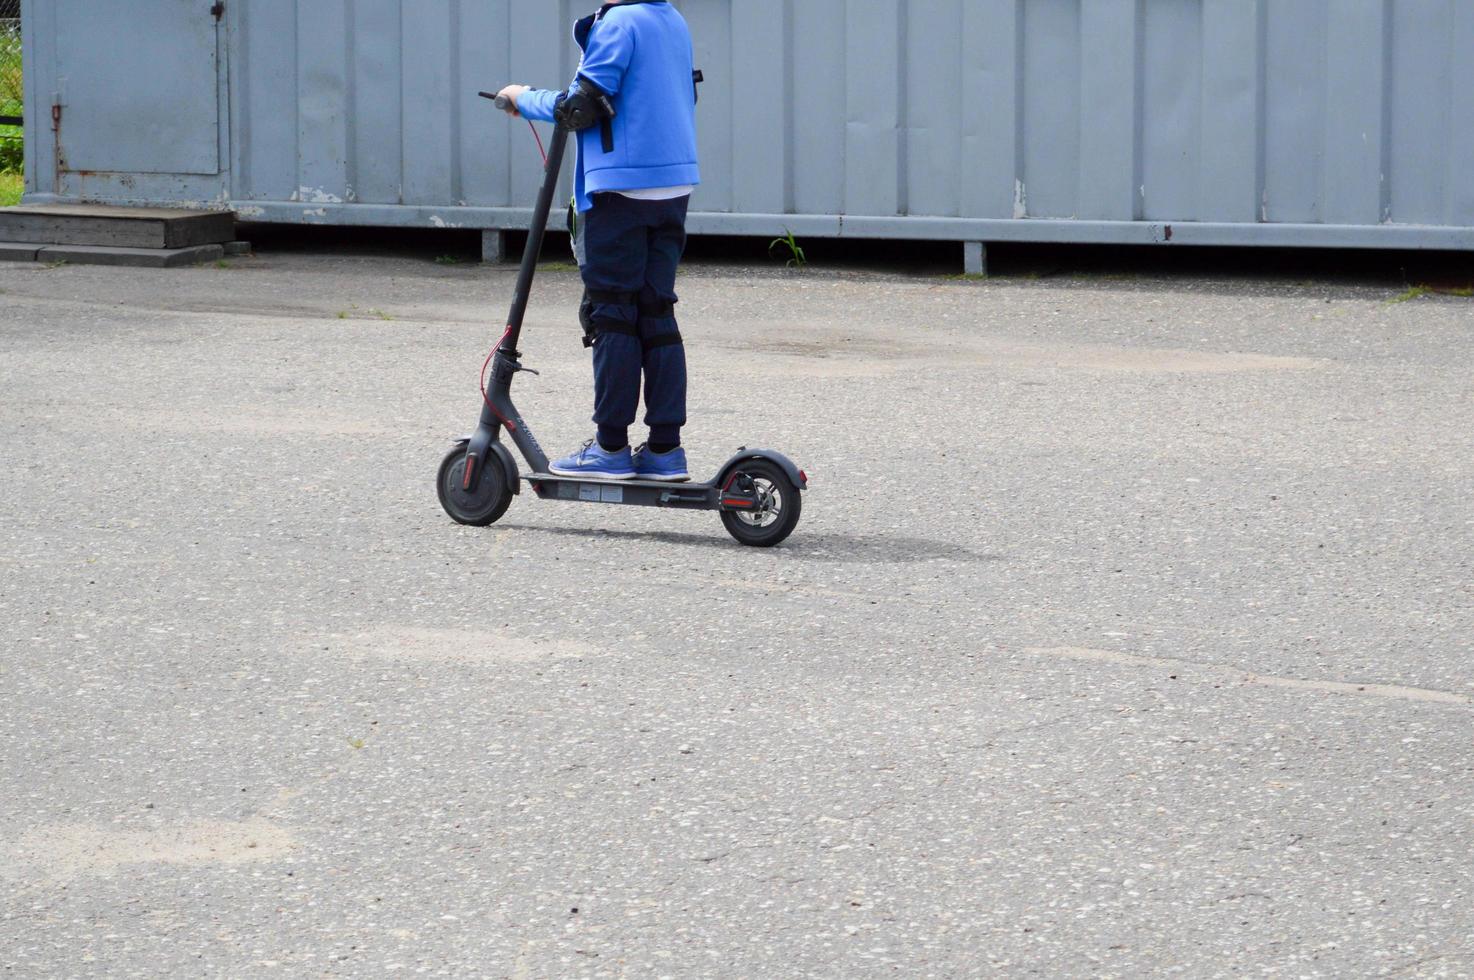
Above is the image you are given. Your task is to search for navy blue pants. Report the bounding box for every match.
[581,192,689,449]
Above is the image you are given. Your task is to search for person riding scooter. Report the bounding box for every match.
[496,0,700,482]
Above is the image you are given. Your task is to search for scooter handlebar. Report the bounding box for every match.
[478,91,513,111]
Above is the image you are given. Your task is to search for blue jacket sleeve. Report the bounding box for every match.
[516,15,634,123]
[576,17,634,96]
[517,88,560,124]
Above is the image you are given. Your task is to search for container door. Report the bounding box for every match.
[54,0,223,178]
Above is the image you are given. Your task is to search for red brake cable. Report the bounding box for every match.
[476,116,549,411]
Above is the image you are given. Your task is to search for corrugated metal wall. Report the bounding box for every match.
[23,0,1474,249]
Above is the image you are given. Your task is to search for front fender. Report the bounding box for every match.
[452,435,521,495]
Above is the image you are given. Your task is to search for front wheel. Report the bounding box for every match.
[437,445,513,526]
[719,460,802,547]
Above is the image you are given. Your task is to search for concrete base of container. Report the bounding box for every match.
[482,229,507,263]
[963,241,987,276]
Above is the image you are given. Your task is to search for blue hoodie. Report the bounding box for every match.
[518,1,701,212]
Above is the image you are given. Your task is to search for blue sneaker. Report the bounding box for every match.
[632,444,690,482]
[549,439,635,480]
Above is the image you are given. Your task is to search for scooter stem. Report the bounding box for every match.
[502,122,570,353]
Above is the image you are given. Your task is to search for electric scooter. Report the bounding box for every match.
[436,94,807,547]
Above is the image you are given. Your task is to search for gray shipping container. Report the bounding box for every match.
[21,0,1474,257]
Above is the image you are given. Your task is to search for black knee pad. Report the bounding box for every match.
[638,298,676,319]
[583,290,640,348]
[644,333,683,351]
[638,299,681,350]
[591,319,640,339]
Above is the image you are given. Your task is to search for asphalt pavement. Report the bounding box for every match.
[2,248,1472,977]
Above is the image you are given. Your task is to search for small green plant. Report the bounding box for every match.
[1437,285,1474,298]
[214,259,231,269]
[435,254,462,265]
[768,229,807,268]
[539,261,578,272]
[0,132,20,178]
[42,258,67,270]
[942,272,988,282]
[335,305,393,321]
[0,170,20,207]
[346,736,366,750]
[1387,285,1430,305]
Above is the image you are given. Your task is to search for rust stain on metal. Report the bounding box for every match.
[51,102,65,185]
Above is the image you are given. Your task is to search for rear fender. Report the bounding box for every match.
[714,449,806,492]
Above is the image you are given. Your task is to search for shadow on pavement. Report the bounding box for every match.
[501,523,1001,564]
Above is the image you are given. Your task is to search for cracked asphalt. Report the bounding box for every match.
[2,248,1472,977]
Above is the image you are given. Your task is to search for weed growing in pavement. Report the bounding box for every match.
[769,229,807,268]
[1387,286,1431,305]
[335,305,394,321]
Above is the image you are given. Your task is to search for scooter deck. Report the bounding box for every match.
[524,472,720,510]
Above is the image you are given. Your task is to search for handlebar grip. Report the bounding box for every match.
[478,91,513,111]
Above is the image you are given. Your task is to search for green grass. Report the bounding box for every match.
[334,305,394,321]
[539,260,578,272]
[1384,284,1474,303]
[0,170,20,207]
[1387,285,1431,305]
[0,122,20,183]
[2,22,24,181]
[0,26,21,118]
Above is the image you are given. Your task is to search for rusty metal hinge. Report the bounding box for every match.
[210,2,225,21]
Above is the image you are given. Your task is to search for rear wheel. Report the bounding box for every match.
[719,460,802,547]
[437,445,513,526]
